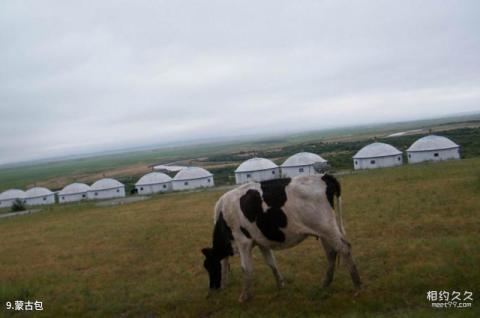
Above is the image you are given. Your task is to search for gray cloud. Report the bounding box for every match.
[1,0,479,164]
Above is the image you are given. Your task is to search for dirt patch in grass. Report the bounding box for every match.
[95,196,150,207]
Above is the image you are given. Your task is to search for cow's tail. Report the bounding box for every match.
[322,174,346,237]
[335,194,346,267]
[322,174,346,267]
[336,195,346,236]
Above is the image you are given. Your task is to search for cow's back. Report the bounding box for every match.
[215,175,337,250]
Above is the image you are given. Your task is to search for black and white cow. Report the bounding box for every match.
[201,174,362,302]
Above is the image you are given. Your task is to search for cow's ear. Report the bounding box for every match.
[201,248,212,257]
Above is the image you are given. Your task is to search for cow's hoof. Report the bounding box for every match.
[321,281,333,289]
[206,289,220,299]
[238,292,252,303]
[353,285,364,297]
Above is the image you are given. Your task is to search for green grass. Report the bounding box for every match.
[0,158,479,317]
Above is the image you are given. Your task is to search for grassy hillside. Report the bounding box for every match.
[0,158,479,317]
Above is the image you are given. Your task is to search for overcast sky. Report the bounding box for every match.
[1,1,479,164]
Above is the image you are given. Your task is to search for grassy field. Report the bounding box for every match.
[0,158,479,317]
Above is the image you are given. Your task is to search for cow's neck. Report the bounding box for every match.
[212,212,234,260]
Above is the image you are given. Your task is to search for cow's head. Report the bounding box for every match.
[201,247,221,291]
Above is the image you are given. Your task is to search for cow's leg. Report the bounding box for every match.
[238,242,254,302]
[318,226,362,290]
[259,246,285,289]
[220,257,230,289]
[330,237,361,289]
[320,238,337,288]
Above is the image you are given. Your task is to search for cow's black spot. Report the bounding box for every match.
[322,174,341,209]
[256,208,287,242]
[239,178,291,242]
[240,189,263,222]
[240,226,251,238]
[201,212,234,290]
[260,178,291,208]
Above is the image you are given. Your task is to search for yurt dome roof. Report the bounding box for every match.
[25,187,53,198]
[136,172,172,186]
[235,157,278,173]
[90,178,124,190]
[353,142,402,159]
[0,189,26,200]
[281,152,327,167]
[407,135,459,152]
[173,167,213,181]
[59,183,91,195]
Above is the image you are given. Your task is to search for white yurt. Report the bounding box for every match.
[281,152,327,178]
[24,187,55,206]
[235,157,280,184]
[407,135,460,164]
[89,178,125,200]
[172,167,214,191]
[58,183,91,203]
[0,189,26,208]
[135,172,172,194]
[353,142,403,170]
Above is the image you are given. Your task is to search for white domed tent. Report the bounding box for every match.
[89,178,125,200]
[172,167,214,191]
[25,187,55,206]
[58,183,90,203]
[281,152,327,178]
[135,172,172,194]
[235,157,280,184]
[407,135,460,164]
[0,189,26,208]
[353,142,403,170]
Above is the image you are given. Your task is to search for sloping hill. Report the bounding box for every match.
[0,158,479,317]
